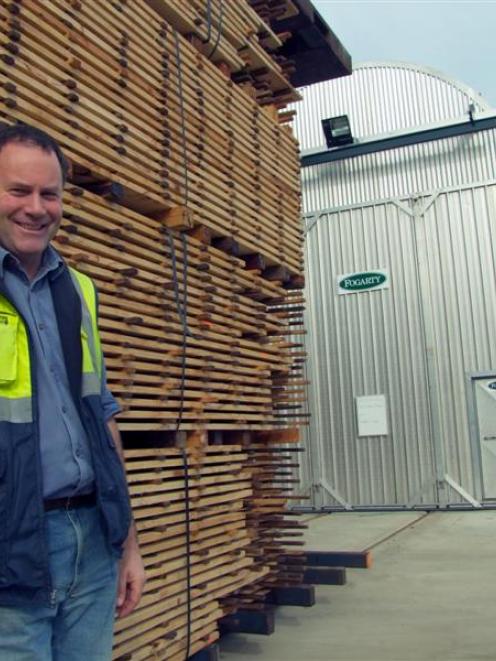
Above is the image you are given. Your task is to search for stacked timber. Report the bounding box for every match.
[113,445,270,660]
[146,0,300,106]
[223,431,308,614]
[0,0,309,658]
[0,0,303,279]
[54,187,302,430]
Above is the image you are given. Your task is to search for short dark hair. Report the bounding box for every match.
[0,122,69,183]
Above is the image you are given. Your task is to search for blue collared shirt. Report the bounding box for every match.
[0,245,120,499]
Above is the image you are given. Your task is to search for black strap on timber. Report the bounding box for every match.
[172,30,193,660]
[173,29,190,206]
[200,0,224,60]
[201,0,213,44]
[208,0,224,60]
[181,445,192,659]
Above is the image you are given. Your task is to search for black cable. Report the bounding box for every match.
[201,0,213,44]
[173,29,190,205]
[168,233,192,423]
[170,31,192,427]
[181,447,192,660]
[171,28,196,428]
[199,0,224,61]
[208,0,225,60]
[165,227,191,660]
[172,29,193,660]
[167,230,190,335]
[180,232,190,328]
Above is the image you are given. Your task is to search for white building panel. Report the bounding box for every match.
[297,63,496,508]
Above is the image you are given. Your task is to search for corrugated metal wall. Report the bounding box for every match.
[296,63,496,507]
[302,129,496,212]
[304,182,496,507]
[304,199,435,506]
[294,62,491,152]
[297,63,496,213]
[420,184,496,501]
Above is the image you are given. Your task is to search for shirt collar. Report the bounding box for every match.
[0,246,9,279]
[0,244,64,281]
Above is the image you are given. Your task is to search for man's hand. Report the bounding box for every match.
[116,527,146,618]
[106,417,146,617]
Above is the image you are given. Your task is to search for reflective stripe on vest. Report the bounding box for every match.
[0,297,32,423]
[0,268,103,422]
[69,268,102,398]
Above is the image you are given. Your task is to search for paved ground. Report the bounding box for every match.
[219,511,496,661]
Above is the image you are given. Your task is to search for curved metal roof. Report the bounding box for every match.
[294,61,492,151]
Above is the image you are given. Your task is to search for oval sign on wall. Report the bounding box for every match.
[337,270,389,295]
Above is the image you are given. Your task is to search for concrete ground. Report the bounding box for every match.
[219,511,496,661]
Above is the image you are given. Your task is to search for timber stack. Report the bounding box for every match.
[0,0,308,658]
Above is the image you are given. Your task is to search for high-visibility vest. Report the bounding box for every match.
[0,268,102,423]
[0,264,131,607]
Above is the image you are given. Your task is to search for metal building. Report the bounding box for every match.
[295,62,496,509]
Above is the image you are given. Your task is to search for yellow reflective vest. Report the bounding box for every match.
[0,264,131,606]
[0,268,102,423]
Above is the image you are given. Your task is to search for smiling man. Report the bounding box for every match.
[0,124,145,660]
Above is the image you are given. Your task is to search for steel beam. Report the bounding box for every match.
[301,115,496,167]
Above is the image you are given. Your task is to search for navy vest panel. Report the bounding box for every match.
[0,265,131,606]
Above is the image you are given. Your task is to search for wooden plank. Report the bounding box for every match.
[0,1,304,272]
[1,2,311,656]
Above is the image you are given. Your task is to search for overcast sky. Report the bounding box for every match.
[313,1,496,108]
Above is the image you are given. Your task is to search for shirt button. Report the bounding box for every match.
[62,405,68,413]
[38,323,45,330]
[75,448,82,457]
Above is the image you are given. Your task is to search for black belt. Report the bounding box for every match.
[44,492,96,512]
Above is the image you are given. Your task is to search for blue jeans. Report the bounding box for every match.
[0,504,119,660]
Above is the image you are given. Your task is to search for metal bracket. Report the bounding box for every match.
[319,478,353,510]
[443,473,481,508]
[412,192,440,217]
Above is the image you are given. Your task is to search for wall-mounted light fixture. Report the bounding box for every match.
[322,115,353,148]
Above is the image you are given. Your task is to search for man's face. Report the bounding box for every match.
[0,142,63,273]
